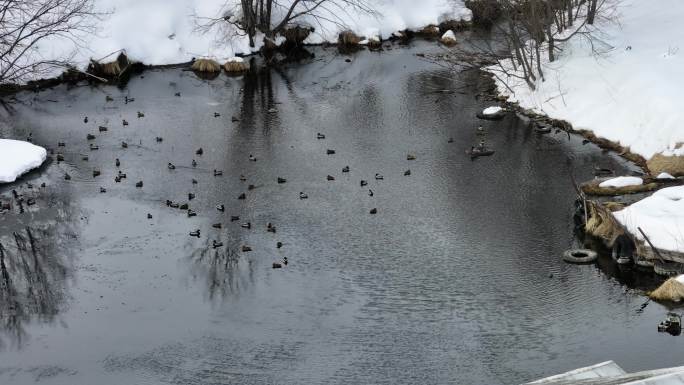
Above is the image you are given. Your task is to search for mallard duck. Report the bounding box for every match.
[115,176,121,183]
[122,141,128,149]
[375,173,383,180]
[187,209,197,217]
[249,154,257,162]
[137,111,145,118]
[230,215,240,221]
[56,154,64,162]
[327,175,335,181]
[116,158,121,167]
[327,149,335,155]
[342,166,350,173]
[299,192,308,199]
[180,203,189,210]
[407,154,416,160]
[188,193,195,200]
[147,213,152,219]
[448,138,454,143]
[192,159,197,167]
[267,223,276,233]
[196,148,203,155]
[212,240,223,249]
[370,208,377,214]
[369,189,373,197]
[240,175,247,181]
[93,170,101,178]
[241,222,251,229]
[58,142,65,147]
[214,169,223,176]
[282,257,288,266]
[106,95,114,102]
[213,112,220,117]
[64,173,71,180]
[277,242,283,249]
[317,133,326,139]
[248,184,255,190]
[216,204,225,212]
[98,126,107,132]
[277,177,287,184]
[272,262,282,269]
[192,178,198,185]
[242,245,252,252]
[360,180,368,186]
[118,171,127,178]
[168,163,176,170]
[100,187,107,193]
[404,169,411,176]
[156,137,163,142]
[174,92,181,97]
[135,181,143,188]
[170,202,179,208]
[122,119,129,126]
[84,117,88,123]
[87,134,96,140]
[238,193,246,200]
[82,155,89,161]
[189,229,200,237]
[125,96,135,103]
[212,223,222,229]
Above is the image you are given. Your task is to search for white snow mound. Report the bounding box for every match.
[598,176,643,188]
[614,186,684,253]
[482,106,503,115]
[442,30,456,41]
[0,139,47,183]
[657,172,676,180]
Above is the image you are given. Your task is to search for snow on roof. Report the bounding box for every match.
[0,139,47,183]
[613,186,684,253]
[598,176,643,188]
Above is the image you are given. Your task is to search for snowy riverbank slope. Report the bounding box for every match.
[490,0,683,160]
[40,0,470,68]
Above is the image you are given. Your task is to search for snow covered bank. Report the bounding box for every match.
[38,0,471,74]
[598,176,643,189]
[613,186,684,253]
[489,0,684,160]
[0,139,47,183]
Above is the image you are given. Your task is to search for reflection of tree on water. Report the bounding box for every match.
[185,235,256,303]
[0,226,71,350]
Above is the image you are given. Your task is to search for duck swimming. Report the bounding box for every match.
[242,245,252,252]
[189,230,200,238]
[369,189,373,196]
[277,177,287,184]
[212,223,222,229]
[249,154,257,161]
[327,175,335,181]
[90,144,99,151]
[116,158,120,167]
[196,148,203,155]
[188,193,195,200]
[99,126,107,132]
[180,203,189,210]
[212,240,223,249]
[317,133,325,139]
[342,166,350,173]
[156,137,163,142]
[122,141,128,149]
[214,169,223,176]
[327,149,335,155]
[240,175,247,181]
[238,193,246,200]
[168,163,176,170]
[213,112,220,117]
[277,242,283,249]
[370,208,378,214]
[216,204,225,212]
[404,169,411,176]
[187,209,197,217]
[192,159,197,167]
[248,184,255,190]
[230,215,239,221]
[407,154,416,160]
[299,192,308,199]
[267,223,276,233]
[375,173,384,180]
[93,170,101,178]
[137,111,145,118]
[241,222,251,229]
[87,134,96,140]
[360,180,368,186]
[135,181,143,188]
[84,117,88,123]
[122,119,129,126]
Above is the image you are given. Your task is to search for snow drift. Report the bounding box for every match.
[0,139,47,183]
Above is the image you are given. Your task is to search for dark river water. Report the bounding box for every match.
[0,38,680,385]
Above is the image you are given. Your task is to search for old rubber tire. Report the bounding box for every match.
[563,249,598,264]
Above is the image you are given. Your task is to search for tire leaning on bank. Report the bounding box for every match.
[563,249,598,264]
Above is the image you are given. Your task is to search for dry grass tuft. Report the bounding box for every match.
[650,277,684,302]
[191,58,221,73]
[648,153,684,177]
[585,201,624,246]
[223,59,248,73]
[338,30,362,46]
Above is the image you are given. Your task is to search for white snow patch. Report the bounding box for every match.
[657,172,676,180]
[0,139,48,183]
[488,0,684,160]
[598,176,643,188]
[482,106,502,115]
[676,274,684,284]
[441,30,456,41]
[226,56,244,63]
[614,186,684,253]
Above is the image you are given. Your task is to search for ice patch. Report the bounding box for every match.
[657,172,676,180]
[482,106,502,115]
[0,139,48,183]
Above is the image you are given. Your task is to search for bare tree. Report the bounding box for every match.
[196,0,375,49]
[0,0,96,84]
[433,0,618,91]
